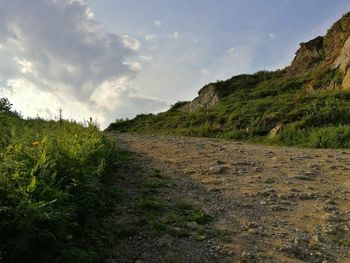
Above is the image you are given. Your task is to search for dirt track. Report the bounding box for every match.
[111,133,350,263]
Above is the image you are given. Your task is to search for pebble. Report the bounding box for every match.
[325,199,336,205]
[324,213,342,223]
[209,165,227,174]
[241,250,253,259]
[187,221,199,230]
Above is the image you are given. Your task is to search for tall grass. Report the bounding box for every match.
[107,70,350,149]
[0,99,119,262]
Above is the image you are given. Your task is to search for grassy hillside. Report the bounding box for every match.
[0,98,120,262]
[107,68,350,148]
[106,12,350,149]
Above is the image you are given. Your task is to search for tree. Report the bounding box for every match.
[0,97,12,113]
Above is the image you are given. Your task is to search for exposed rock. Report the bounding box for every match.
[241,250,254,261]
[293,172,317,181]
[187,221,199,230]
[323,12,350,64]
[180,13,350,112]
[157,234,174,248]
[288,12,350,92]
[288,36,325,75]
[342,69,350,90]
[290,155,313,161]
[267,122,283,138]
[324,213,343,223]
[179,84,219,113]
[332,36,350,72]
[178,12,350,112]
[209,164,227,174]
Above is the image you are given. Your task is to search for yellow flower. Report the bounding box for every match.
[32,141,40,146]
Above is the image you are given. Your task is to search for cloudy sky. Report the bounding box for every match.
[1,0,350,128]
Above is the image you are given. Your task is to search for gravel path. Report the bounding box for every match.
[111,133,350,263]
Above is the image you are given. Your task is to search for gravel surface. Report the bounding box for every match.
[110,133,350,263]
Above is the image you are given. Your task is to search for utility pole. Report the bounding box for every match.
[59,108,63,126]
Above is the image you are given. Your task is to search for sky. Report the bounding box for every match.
[1,0,350,128]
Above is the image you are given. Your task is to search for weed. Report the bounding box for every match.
[0,97,122,262]
[107,70,350,149]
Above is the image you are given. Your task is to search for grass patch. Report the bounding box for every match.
[138,171,211,238]
[107,70,350,149]
[330,230,350,247]
[0,98,126,262]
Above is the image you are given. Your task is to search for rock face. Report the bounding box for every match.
[267,123,284,138]
[342,70,350,90]
[179,84,220,113]
[181,12,350,112]
[288,36,325,75]
[324,12,350,64]
[289,12,350,81]
[333,36,350,89]
[332,36,350,72]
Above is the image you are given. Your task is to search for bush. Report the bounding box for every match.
[308,126,350,148]
[107,70,350,149]
[0,97,12,113]
[0,104,118,262]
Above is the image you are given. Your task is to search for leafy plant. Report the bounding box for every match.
[0,97,120,262]
[107,69,350,149]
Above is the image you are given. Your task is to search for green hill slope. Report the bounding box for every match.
[107,12,350,148]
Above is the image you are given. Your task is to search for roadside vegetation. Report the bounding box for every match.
[107,68,350,149]
[0,97,120,262]
[139,169,212,239]
[0,97,214,262]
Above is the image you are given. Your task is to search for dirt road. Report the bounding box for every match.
[111,133,350,263]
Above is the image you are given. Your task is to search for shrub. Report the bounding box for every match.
[107,70,350,149]
[307,126,350,148]
[0,105,118,262]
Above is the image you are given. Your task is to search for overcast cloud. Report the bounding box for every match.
[1,0,350,128]
[0,0,168,127]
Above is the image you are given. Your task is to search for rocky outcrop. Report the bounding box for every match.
[342,70,350,90]
[332,36,350,72]
[288,12,350,90]
[323,12,350,64]
[332,36,350,89]
[179,84,220,113]
[182,12,350,112]
[289,13,350,72]
[288,36,325,75]
[267,123,283,138]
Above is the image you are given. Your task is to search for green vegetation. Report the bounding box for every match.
[330,228,350,247]
[0,98,120,262]
[107,68,350,148]
[138,169,211,238]
[0,97,214,262]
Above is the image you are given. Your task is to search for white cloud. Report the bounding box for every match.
[3,78,93,121]
[123,61,143,72]
[227,47,235,56]
[140,55,153,62]
[168,32,179,40]
[269,33,277,39]
[154,20,161,27]
[91,77,169,122]
[121,35,141,51]
[144,34,158,49]
[200,68,209,75]
[14,57,34,74]
[0,0,165,128]
[145,34,157,41]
